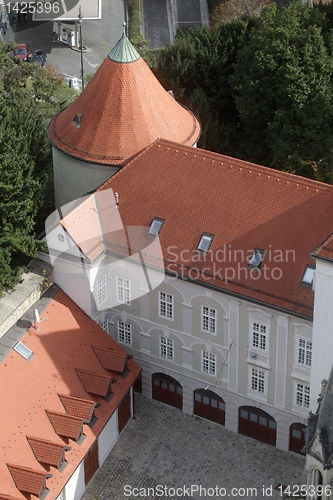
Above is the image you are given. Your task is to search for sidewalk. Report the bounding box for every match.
[82,395,306,500]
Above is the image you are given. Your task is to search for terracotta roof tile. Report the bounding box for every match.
[75,368,112,398]
[92,345,127,374]
[58,394,96,423]
[91,138,333,319]
[26,436,69,469]
[0,290,141,499]
[6,464,51,497]
[49,46,200,165]
[312,233,333,262]
[0,495,23,500]
[45,410,83,442]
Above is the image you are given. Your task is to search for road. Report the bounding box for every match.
[4,0,125,82]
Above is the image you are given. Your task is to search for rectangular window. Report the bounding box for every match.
[99,319,108,333]
[252,322,267,350]
[117,276,130,305]
[159,291,173,320]
[97,275,107,307]
[202,306,216,335]
[251,367,265,393]
[202,351,216,376]
[118,320,132,345]
[298,339,312,367]
[160,336,174,360]
[296,383,310,408]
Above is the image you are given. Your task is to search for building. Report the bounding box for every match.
[0,286,141,500]
[43,31,333,454]
[304,366,333,499]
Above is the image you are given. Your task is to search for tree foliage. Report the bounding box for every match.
[0,42,76,293]
[151,0,333,182]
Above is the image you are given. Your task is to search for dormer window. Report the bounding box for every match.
[301,265,315,285]
[148,217,164,237]
[197,233,214,253]
[248,248,265,268]
[72,113,82,128]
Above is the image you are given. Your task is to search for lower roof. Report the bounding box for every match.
[0,287,141,499]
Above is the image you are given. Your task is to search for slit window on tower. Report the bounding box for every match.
[197,233,214,253]
[301,265,315,285]
[248,248,265,268]
[148,217,164,237]
[72,113,82,128]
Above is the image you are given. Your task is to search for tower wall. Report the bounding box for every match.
[53,147,120,208]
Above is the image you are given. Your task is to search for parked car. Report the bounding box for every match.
[30,50,47,68]
[15,43,30,61]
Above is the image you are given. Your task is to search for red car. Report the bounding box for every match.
[15,44,30,61]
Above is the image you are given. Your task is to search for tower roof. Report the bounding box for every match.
[49,34,201,166]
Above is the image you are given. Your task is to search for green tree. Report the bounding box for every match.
[153,20,254,154]
[0,41,76,293]
[231,0,333,177]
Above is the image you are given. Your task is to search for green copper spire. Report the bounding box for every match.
[108,22,140,63]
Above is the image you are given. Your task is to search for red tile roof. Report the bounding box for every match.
[6,465,51,497]
[49,49,200,166]
[27,437,69,469]
[46,410,84,442]
[75,369,112,398]
[0,290,141,499]
[312,232,333,262]
[58,394,96,422]
[92,345,127,373]
[91,138,333,319]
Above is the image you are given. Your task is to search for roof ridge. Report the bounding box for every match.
[152,139,333,192]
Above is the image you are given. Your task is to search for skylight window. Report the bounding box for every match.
[197,233,214,253]
[248,248,265,268]
[72,113,82,128]
[13,342,33,361]
[301,265,315,285]
[148,217,164,237]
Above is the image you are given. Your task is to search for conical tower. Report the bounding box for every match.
[49,27,201,208]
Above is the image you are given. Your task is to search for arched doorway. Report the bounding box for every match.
[152,373,183,409]
[289,423,306,454]
[194,389,225,425]
[239,406,276,446]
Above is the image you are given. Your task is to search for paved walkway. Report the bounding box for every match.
[82,395,306,500]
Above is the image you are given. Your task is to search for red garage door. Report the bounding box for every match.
[194,389,225,425]
[118,391,131,433]
[289,423,306,454]
[84,441,99,486]
[239,406,276,446]
[152,373,183,409]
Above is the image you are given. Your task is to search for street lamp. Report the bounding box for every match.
[77,5,84,90]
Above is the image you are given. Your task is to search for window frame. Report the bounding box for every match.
[201,350,217,376]
[248,248,265,269]
[148,217,165,237]
[197,232,214,253]
[159,291,174,320]
[117,276,130,305]
[250,367,266,394]
[160,336,174,361]
[97,274,107,307]
[251,321,267,351]
[295,382,310,409]
[297,338,312,367]
[201,305,217,335]
[117,320,132,346]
